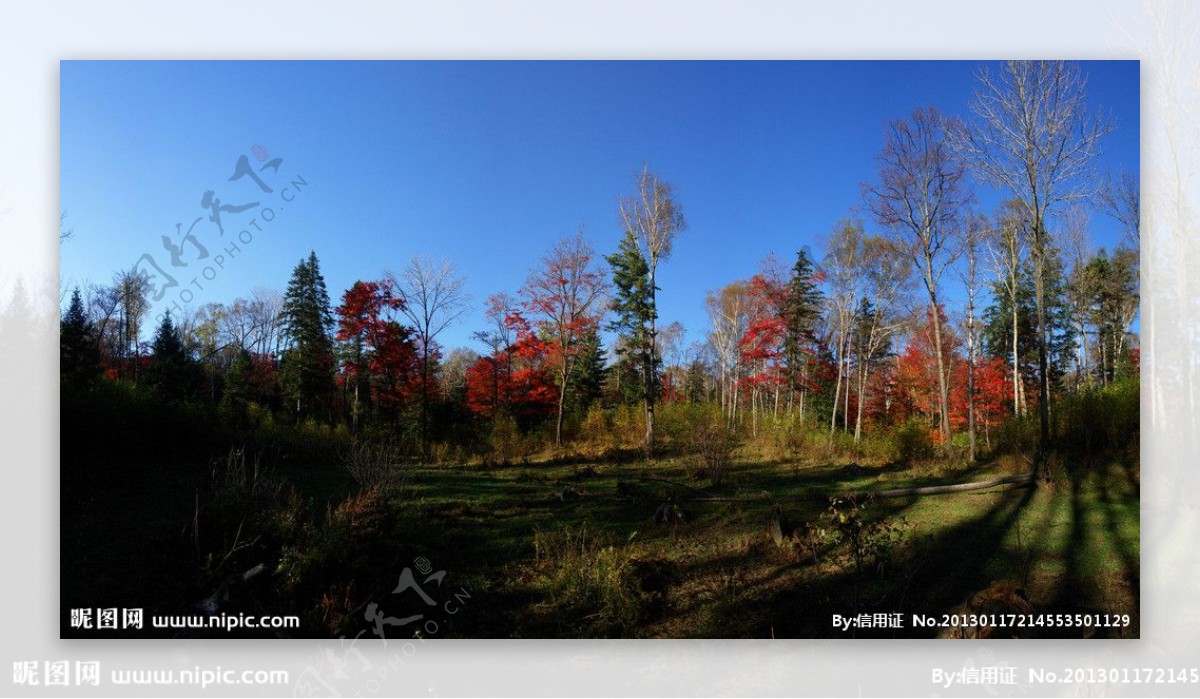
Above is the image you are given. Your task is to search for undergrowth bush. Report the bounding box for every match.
[528,525,646,637]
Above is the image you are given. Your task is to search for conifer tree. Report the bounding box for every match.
[281,251,335,422]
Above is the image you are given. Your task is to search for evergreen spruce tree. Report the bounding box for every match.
[781,248,824,405]
[60,287,101,388]
[281,251,335,422]
[566,328,607,416]
[147,312,201,401]
[605,230,657,433]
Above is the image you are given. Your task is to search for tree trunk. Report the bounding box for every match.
[966,285,977,463]
[1011,267,1021,416]
[928,293,951,443]
[1032,218,1051,472]
[829,321,846,438]
[645,264,657,454]
[866,472,1034,499]
[555,368,568,447]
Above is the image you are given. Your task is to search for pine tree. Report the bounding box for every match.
[605,230,657,434]
[147,312,201,401]
[566,328,607,416]
[781,248,824,411]
[60,287,101,388]
[281,251,335,422]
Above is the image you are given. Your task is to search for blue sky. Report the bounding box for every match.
[60,60,1139,353]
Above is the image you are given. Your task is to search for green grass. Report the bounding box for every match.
[61,383,1138,638]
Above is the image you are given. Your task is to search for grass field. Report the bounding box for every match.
[61,391,1139,639]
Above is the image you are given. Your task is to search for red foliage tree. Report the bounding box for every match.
[465,303,557,420]
[736,272,788,396]
[520,233,607,444]
[896,305,960,442]
[949,355,1011,441]
[335,280,419,422]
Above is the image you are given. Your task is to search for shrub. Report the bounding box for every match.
[824,495,907,579]
[892,419,934,464]
[488,414,523,465]
[685,413,739,486]
[611,405,646,450]
[579,404,613,458]
[340,439,407,491]
[528,525,646,637]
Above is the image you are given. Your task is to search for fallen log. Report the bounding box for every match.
[864,472,1035,499]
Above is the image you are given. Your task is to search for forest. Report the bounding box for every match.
[61,60,1139,639]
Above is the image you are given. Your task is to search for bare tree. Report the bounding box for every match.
[959,214,989,462]
[60,209,74,242]
[248,287,285,357]
[987,200,1029,415]
[1099,169,1140,247]
[521,232,608,446]
[390,255,468,454]
[618,165,685,452]
[823,219,868,438]
[706,281,750,422]
[852,235,912,444]
[955,60,1113,467]
[865,106,969,444]
[1059,205,1094,389]
[657,319,687,405]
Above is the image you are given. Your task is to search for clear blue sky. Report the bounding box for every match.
[60,60,1139,353]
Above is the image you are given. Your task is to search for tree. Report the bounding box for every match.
[1100,169,1140,247]
[1075,248,1139,385]
[147,312,201,401]
[955,60,1112,468]
[280,251,335,423]
[617,166,685,453]
[738,272,787,434]
[982,244,1076,406]
[897,305,962,433]
[865,105,969,444]
[850,236,911,443]
[822,219,870,437]
[781,248,825,419]
[335,279,419,429]
[221,348,255,424]
[465,305,556,422]
[60,209,74,242]
[391,256,467,454]
[959,214,988,462]
[606,228,657,449]
[566,329,607,416]
[986,200,1029,414]
[706,280,751,421]
[112,268,152,381]
[60,287,101,388]
[521,233,608,446]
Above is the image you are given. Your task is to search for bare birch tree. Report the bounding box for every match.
[955,60,1113,468]
[619,165,685,452]
[865,106,969,444]
[390,255,468,454]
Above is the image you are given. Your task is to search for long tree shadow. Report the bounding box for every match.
[1041,458,1139,638]
[747,484,1037,638]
